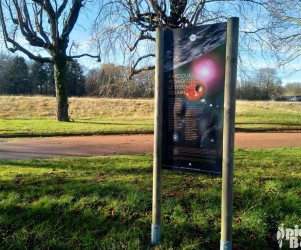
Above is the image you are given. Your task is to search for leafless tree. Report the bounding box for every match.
[237,67,283,100]
[283,82,301,96]
[94,0,211,78]
[0,0,100,121]
[267,0,301,68]
[85,63,154,98]
[94,0,301,79]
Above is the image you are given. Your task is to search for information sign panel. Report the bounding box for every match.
[162,23,227,176]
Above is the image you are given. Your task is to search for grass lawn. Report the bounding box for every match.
[1,96,301,137]
[0,96,153,137]
[0,118,153,137]
[0,148,300,249]
[235,101,301,132]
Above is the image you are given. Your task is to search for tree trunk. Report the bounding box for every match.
[54,59,69,122]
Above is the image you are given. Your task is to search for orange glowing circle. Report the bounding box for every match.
[184,81,206,101]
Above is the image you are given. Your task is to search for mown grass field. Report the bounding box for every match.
[0,148,300,249]
[1,96,301,137]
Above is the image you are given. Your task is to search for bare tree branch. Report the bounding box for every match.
[33,4,51,44]
[57,0,68,18]
[129,65,155,79]
[128,53,155,79]
[68,53,101,62]
[61,0,84,41]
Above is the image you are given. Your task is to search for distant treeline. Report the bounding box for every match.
[1,55,301,100]
[0,55,154,98]
[237,68,301,100]
[0,55,85,96]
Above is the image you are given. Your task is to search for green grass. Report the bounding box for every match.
[1,96,301,137]
[0,96,154,137]
[0,118,153,137]
[235,101,301,132]
[1,148,300,249]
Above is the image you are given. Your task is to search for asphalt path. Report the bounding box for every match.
[0,133,301,160]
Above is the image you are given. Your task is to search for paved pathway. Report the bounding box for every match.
[0,133,301,160]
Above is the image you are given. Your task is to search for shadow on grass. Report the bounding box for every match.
[0,157,153,175]
[73,120,149,126]
[236,122,301,126]
[235,127,301,133]
[0,151,300,249]
[0,194,151,249]
[0,173,153,249]
[235,120,301,132]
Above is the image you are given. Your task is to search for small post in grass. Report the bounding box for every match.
[220,17,239,250]
[151,27,164,245]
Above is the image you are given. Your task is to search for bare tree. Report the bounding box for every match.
[85,64,154,98]
[237,68,283,100]
[0,0,100,121]
[267,0,301,68]
[283,82,301,96]
[94,0,209,78]
[256,68,283,100]
[95,0,301,79]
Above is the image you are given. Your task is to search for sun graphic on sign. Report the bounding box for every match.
[192,54,225,95]
[200,64,211,78]
[196,59,216,83]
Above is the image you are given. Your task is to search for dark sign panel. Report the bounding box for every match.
[162,23,227,176]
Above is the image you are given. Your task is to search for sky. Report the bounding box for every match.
[72,1,301,84]
[238,53,301,84]
[0,0,301,84]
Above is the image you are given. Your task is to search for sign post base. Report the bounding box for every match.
[220,240,232,250]
[151,224,161,245]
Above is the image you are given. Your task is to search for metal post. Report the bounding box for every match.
[151,28,164,245]
[220,17,239,250]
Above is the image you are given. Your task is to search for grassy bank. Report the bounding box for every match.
[0,148,300,249]
[0,96,153,137]
[1,96,301,137]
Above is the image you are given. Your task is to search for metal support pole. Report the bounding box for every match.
[151,28,164,245]
[220,17,239,250]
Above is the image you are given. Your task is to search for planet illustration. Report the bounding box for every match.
[184,81,206,101]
